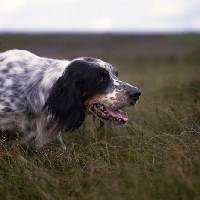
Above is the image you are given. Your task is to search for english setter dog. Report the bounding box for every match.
[0,50,141,149]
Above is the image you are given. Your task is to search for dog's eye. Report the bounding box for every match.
[95,76,107,85]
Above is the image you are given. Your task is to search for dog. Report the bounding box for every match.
[0,50,141,149]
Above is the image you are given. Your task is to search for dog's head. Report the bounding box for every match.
[44,57,141,130]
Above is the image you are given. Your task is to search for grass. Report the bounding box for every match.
[0,34,200,199]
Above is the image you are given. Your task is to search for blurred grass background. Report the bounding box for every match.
[0,34,200,200]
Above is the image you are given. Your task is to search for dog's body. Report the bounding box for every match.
[0,50,141,149]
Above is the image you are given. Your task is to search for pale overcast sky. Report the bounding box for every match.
[0,0,200,33]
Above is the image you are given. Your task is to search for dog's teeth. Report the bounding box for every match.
[94,104,125,124]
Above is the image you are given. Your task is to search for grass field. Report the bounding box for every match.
[0,34,200,200]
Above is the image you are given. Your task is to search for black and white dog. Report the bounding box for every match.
[0,50,141,149]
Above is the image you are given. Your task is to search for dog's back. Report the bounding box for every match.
[0,50,32,118]
[0,50,69,148]
[0,50,68,116]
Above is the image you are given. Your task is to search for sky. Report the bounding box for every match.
[0,0,200,33]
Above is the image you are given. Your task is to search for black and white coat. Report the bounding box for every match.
[0,50,141,149]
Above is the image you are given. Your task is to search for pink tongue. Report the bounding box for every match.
[106,107,128,121]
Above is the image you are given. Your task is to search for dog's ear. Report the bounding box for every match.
[43,63,85,131]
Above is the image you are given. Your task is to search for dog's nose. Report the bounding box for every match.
[129,88,141,101]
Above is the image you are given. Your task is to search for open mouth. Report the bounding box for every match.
[91,103,128,126]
